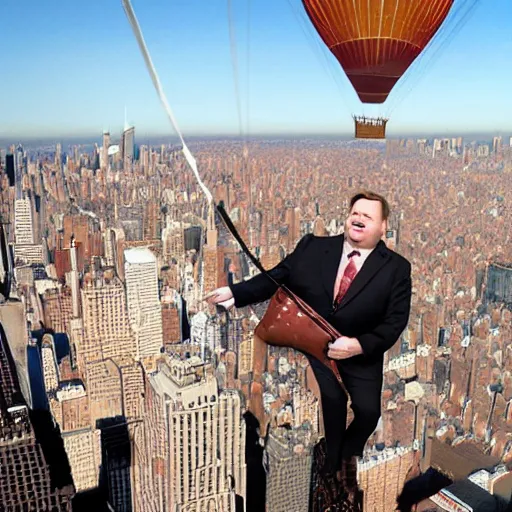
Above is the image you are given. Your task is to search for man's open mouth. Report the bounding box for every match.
[352,221,365,229]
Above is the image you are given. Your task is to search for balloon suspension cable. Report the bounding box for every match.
[121,0,213,206]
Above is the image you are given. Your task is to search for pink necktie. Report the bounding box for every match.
[334,250,360,306]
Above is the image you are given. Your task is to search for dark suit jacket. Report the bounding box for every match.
[229,233,412,380]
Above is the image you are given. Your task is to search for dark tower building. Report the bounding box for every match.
[0,323,74,510]
[5,154,15,187]
[485,262,512,307]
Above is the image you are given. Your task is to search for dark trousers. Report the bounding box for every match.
[306,355,382,472]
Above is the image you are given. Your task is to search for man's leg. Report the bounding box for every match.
[341,374,382,459]
[306,355,348,473]
[333,371,382,493]
[329,371,382,495]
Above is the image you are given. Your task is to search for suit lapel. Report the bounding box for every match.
[335,240,390,310]
[320,234,344,304]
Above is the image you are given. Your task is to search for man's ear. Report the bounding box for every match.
[381,219,388,236]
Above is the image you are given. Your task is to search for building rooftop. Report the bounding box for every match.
[425,438,500,481]
[440,479,508,511]
[124,247,156,264]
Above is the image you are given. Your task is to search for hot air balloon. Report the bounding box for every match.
[302,0,455,139]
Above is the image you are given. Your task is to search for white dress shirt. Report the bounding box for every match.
[333,239,375,299]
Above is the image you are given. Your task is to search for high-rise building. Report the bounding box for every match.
[61,428,99,492]
[416,139,427,154]
[55,143,62,169]
[359,448,415,512]
[202,205,225,301]
[81,274,136,362]
[143,198,160,240]
[14,198,35,245]
[14,144,24,200]
[477,144,490,157]
[85,359,123,426]
[41,333,59,394]
[485,263,512,308]
[493,136,502,154]
[162,219,185,259]
[122,123,135,171]
[66,236,81,319]
[124,247,163,357]
[0,224,11,300]
[263,426,316,512]
[5,153,15,187]
[42,287,73,334]
[135,357,246,512]
[98,418,133,511]
[161,301,182,344]
[0,322,74,510]
[101,132,111,171]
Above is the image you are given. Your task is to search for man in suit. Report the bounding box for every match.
[206,190,412,490]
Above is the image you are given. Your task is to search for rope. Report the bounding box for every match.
[122,0,346,389]
[121,0,213,205]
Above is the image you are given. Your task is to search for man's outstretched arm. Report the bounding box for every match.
[205,234,313,309]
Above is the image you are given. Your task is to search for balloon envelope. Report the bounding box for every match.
[302,0,454,103]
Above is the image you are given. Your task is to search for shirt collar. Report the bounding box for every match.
[343,237,375,258]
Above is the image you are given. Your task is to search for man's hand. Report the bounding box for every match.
[203,286,235,310]
[327,336,363,360]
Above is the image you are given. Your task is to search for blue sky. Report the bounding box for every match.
[2,0,512,139]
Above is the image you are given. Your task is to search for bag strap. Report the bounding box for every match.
[216,203,280,288]
[216,202,333,335]
[216,202,346,390]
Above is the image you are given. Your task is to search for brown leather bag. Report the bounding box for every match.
[217,202,345,390]
[254,285,346,390]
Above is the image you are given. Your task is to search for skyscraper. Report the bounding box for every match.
[55,143,62,170]
[135,357,246,512]
[102,131,111,170]
[81,273,136,362]
[14,198,35,245]
[5,154,15,187]
[124,247,163,357]
[0,322,74,510]
[264,427,315,512]
[493,136,502,154]
[122,113,135,171]
[14,144,24,200]
[41,333,59,394]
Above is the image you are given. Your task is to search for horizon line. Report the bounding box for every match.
[2,130,511,145]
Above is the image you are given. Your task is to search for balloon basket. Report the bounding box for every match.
[353,116,388,139]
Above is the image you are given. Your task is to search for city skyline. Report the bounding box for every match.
[1,134,511,510]
[2,0,512,139]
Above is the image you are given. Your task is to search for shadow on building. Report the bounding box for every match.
[29,408,74,490]
[72,416,132,511]
[243,411,267,512]
[98,416,133,512]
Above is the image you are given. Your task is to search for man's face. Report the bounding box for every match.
[345,198,386,248]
